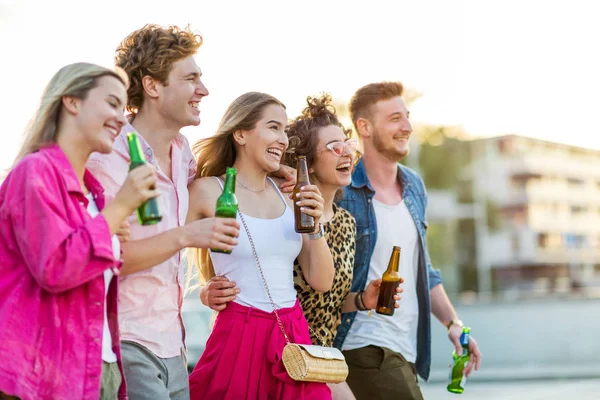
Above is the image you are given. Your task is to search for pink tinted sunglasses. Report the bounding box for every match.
[321,138,359,156]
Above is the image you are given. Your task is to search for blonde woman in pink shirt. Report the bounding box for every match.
[0,63,158,400]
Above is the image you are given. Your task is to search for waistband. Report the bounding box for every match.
[219,299,302,321]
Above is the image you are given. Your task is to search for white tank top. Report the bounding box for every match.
[210,177,302,311]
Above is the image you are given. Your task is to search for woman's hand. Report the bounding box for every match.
[294,184,324,229]
[362,278,404,310]
[101,164,159,235]
[113,164,159,214]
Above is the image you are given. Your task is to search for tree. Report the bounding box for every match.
[403,124,470,190]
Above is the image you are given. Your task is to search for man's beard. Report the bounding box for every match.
[372,130,410,162]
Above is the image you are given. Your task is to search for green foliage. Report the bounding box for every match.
[425,223,446,270]
[402,124,470,190]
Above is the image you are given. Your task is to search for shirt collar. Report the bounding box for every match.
[351,158,409,193]
[40,144,105,198]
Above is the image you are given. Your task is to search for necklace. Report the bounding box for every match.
[237,179,266,193]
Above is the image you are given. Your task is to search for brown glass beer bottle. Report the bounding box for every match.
[376,246,402,316]
[292,156,315,233]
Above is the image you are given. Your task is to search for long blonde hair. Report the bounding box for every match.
[11,62,128,167]
[189,92,285,285]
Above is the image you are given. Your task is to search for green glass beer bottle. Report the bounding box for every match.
[447,327,471,394]
[126,132,162,225]
[211,167,238,254]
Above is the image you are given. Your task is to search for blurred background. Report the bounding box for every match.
[3,0,600,397]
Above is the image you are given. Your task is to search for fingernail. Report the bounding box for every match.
[301,186,306,190]
[296,201,301,205]
[300,207,305,211]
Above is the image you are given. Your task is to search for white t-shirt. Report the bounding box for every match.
[342,199,420,362]
[86,193,120,363]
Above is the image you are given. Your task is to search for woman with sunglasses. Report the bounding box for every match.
[282,94,403,399]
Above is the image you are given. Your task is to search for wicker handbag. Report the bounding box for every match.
[238,210,349,384]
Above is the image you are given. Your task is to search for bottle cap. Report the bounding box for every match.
[460,327,471,346]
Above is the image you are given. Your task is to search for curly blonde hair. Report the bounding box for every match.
[115,24,203,114]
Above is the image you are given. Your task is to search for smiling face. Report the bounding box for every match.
[71,75,128,154]
[156,56,209,129]
[367,96,412,161]
[241,103,289,173]
[310,125,356,189]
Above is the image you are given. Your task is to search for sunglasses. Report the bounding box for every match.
[320,138,359,156]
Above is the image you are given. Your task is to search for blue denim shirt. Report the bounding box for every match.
[333,158,442,380]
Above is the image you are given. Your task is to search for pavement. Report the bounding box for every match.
[420,378,600,400]
[426,364,600,383]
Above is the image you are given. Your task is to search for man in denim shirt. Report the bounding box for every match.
[334,82,482,399]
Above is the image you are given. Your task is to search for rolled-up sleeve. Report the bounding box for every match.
[428,264,442,289]
[10,165,117,294]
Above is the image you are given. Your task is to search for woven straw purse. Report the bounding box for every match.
[238,211,349,384]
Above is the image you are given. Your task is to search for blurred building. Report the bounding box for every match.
[457,134,600,298]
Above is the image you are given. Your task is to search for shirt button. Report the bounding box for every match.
[95,302,101,307]
[367,199,371,203]
[346,318,351,323]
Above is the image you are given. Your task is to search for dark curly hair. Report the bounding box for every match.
[283,93,352,171]
[115,24,203,114]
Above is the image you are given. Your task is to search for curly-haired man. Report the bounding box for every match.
[87,24,239,399]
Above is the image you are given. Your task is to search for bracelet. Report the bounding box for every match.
[446,319,464,331]
[354,290,367,311]
[354,291,363,311]
[358,291,368,311]
[308,223,324,240]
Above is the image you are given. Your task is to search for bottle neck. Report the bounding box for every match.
[128,135,146,165]
[223,173,236,193]
[297,159,310,184]
[386,250,400,273]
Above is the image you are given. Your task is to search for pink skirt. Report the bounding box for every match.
[189,300,331,400]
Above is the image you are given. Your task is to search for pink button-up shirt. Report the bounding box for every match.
[87,123,197,358]
[0,144,127,400]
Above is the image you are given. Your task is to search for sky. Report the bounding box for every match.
[1,0,599,170]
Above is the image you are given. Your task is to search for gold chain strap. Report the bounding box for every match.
[237,209,328,347]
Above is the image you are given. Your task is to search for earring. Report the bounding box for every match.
[239,140,246,145]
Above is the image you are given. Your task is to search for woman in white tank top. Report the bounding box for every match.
[187,92,334,399]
